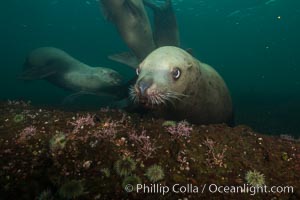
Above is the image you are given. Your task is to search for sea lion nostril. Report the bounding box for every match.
[138,80,152,96]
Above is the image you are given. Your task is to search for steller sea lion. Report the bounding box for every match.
[21,47,127,99]
[130,46,233,125]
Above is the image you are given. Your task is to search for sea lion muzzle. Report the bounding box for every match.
[137,79,153,96]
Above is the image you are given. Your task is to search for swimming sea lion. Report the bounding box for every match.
[100,0,156,64]
[21,47,127,99]
[144,0,180,47]
[130,46,233,125]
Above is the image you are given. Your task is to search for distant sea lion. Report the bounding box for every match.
[130,46,233,125]
[21,47,126,99]
[144,0,180,47]
[100,0,156,65]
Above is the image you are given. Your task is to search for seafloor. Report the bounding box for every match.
[0,100,299,200]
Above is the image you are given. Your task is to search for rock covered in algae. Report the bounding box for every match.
[0,101,299,200]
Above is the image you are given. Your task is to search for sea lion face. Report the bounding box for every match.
[130,46,198,108]
[91,68,123,89]
[65,67,123,93]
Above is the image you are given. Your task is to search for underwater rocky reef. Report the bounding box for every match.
[0,100,299,200]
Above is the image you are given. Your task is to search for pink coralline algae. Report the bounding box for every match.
[93,120,118,142]
[203,138,227,168]
[177,150,190,171]
[7,100,31,106]
[68,114,95,134]
[17,126,37,143]
[280,134,300,142]
[165,121,193,140]
[128,130,156,159]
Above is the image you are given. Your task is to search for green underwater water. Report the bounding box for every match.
[0,0,299,136]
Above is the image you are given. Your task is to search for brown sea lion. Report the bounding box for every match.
[21,47,126,99]
[130,46,233,124]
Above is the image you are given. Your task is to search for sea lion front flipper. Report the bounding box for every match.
[108,52,139,68]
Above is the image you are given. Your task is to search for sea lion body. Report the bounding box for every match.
[100,0,156,60]
[22,47,125,98]
[131,46,233,124]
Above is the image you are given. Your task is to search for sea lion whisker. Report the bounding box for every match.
[159,95,167,105]
[129,86,139,103]
[155,95,162,105]
[167,91,188,98]
[165,91,185,102]
[159,93,170,105]
[160,93,176,107]
[152,96,158,105]
[149,95,156,105]
[160,91,186,108]
[151,96,156,105]
[147,93,162,105]
[171,95,184,102]
[154,96,159,105]
[156,93,165,104]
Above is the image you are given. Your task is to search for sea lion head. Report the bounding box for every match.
[130,46,199,108]
[75,67,124,94]
[93,67,123,87]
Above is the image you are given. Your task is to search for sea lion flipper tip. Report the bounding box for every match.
[108,52,139,68]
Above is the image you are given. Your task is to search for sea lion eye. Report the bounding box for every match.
[136,67,141,76]
[172,67,181,80]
